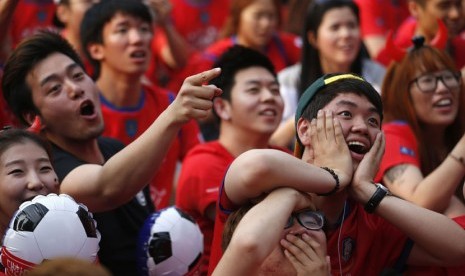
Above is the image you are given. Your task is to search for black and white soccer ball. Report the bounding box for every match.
[137,207,203,276]
[0,193,100,275]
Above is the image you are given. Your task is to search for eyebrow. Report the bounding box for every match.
[5,157,51,167]
[244,79,279,86]
[39,63,81,88]
[336,99,379,114]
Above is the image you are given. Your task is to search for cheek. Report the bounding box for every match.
[0,178,24,202]
[43,172,60,193]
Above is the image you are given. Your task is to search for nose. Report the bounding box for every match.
[351,116,369,134]
[448,5,460,20]
[129,28,144,44]
[66,80,84,99]
[261,88,279,102]
[27,172,45,191]
[259,14,276,30]
[435,77,450,93]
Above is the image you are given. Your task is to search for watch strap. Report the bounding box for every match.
[364,183,389,213]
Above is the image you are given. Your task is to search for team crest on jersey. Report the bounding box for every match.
[125,120,138,138]
[135,191,147,207]
[342,237,355,262]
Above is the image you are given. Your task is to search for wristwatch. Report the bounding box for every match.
[364,183,390,213]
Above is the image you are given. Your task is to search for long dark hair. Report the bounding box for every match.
[299,0,368,97]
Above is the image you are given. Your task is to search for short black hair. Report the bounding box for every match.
[2,30,84,126]
[209,45,277,102]
[80,0,153,79]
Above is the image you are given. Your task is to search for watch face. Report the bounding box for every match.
[376,184,390,195]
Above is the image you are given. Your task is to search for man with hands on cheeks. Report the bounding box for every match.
[209,73,465,275]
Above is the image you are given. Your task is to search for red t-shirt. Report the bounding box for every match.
[208,188,412,275]
[9,0,57,47]
[354,0,409,37]
[376,122,465,274]
[180,32,301,82]
[153,0,230,53]
[197,33,300,73]
[375,121,420,182]
[175,141,235,276]
[100,84,201,209]
[146,0,230,92]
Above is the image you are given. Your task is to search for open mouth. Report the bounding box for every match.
[260,109,277,116]
[433,98,452,108]
[80,101,95,116]
[130,50,146,58]
[347,141,368,155]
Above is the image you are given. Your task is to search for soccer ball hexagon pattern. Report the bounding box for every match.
[1,194,100,275]
[137,207,203,276]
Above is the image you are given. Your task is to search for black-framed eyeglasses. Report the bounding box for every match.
[410,70,461,93]
[284,210,324,231]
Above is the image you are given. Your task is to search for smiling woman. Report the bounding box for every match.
[376,38,465,274]
[0,129,59,238]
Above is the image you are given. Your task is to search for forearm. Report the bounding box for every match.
[387,138,465,211]
[352,181,465,265]
[411,157,465,211]
[214,188,299,275]
[97,108,182,199]
[224,149,339,205]
[269,117,295,147]
[159,23,191,69]
[62,108,182,211]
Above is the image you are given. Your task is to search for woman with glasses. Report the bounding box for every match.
[214,187,329,276]
[377,37,465,274]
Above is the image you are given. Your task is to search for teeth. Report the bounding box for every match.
[436,99,451,106]
[261,110,275,115]
[348,141,364,147]
[347,141,367,154]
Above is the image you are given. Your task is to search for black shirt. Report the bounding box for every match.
[52,137,154,276]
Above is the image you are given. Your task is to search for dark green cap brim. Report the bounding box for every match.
[294,73,364,157]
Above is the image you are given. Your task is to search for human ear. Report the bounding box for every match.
[408,0,420,19]
[23,113,45,132]
[55,5,70,25]
[23,112,38,127]
[296,117,311,146]
[307,31,318,49]
[213,98,231,121]
[87,43,104,61]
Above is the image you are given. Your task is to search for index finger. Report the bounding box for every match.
[187,67,222,86]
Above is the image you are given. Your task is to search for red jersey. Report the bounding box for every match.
[146,0,230,92]
[153,32,301,92]
[153,0,230,53]
[380,18,465,69]
[189,33,301,76]
[375,121,420,182]
[208,186,412,275]
[376,122,465,274]
[10,0,56,47]
[175,141,235,276]
[100,84,201,209]
[354,0,409,37]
